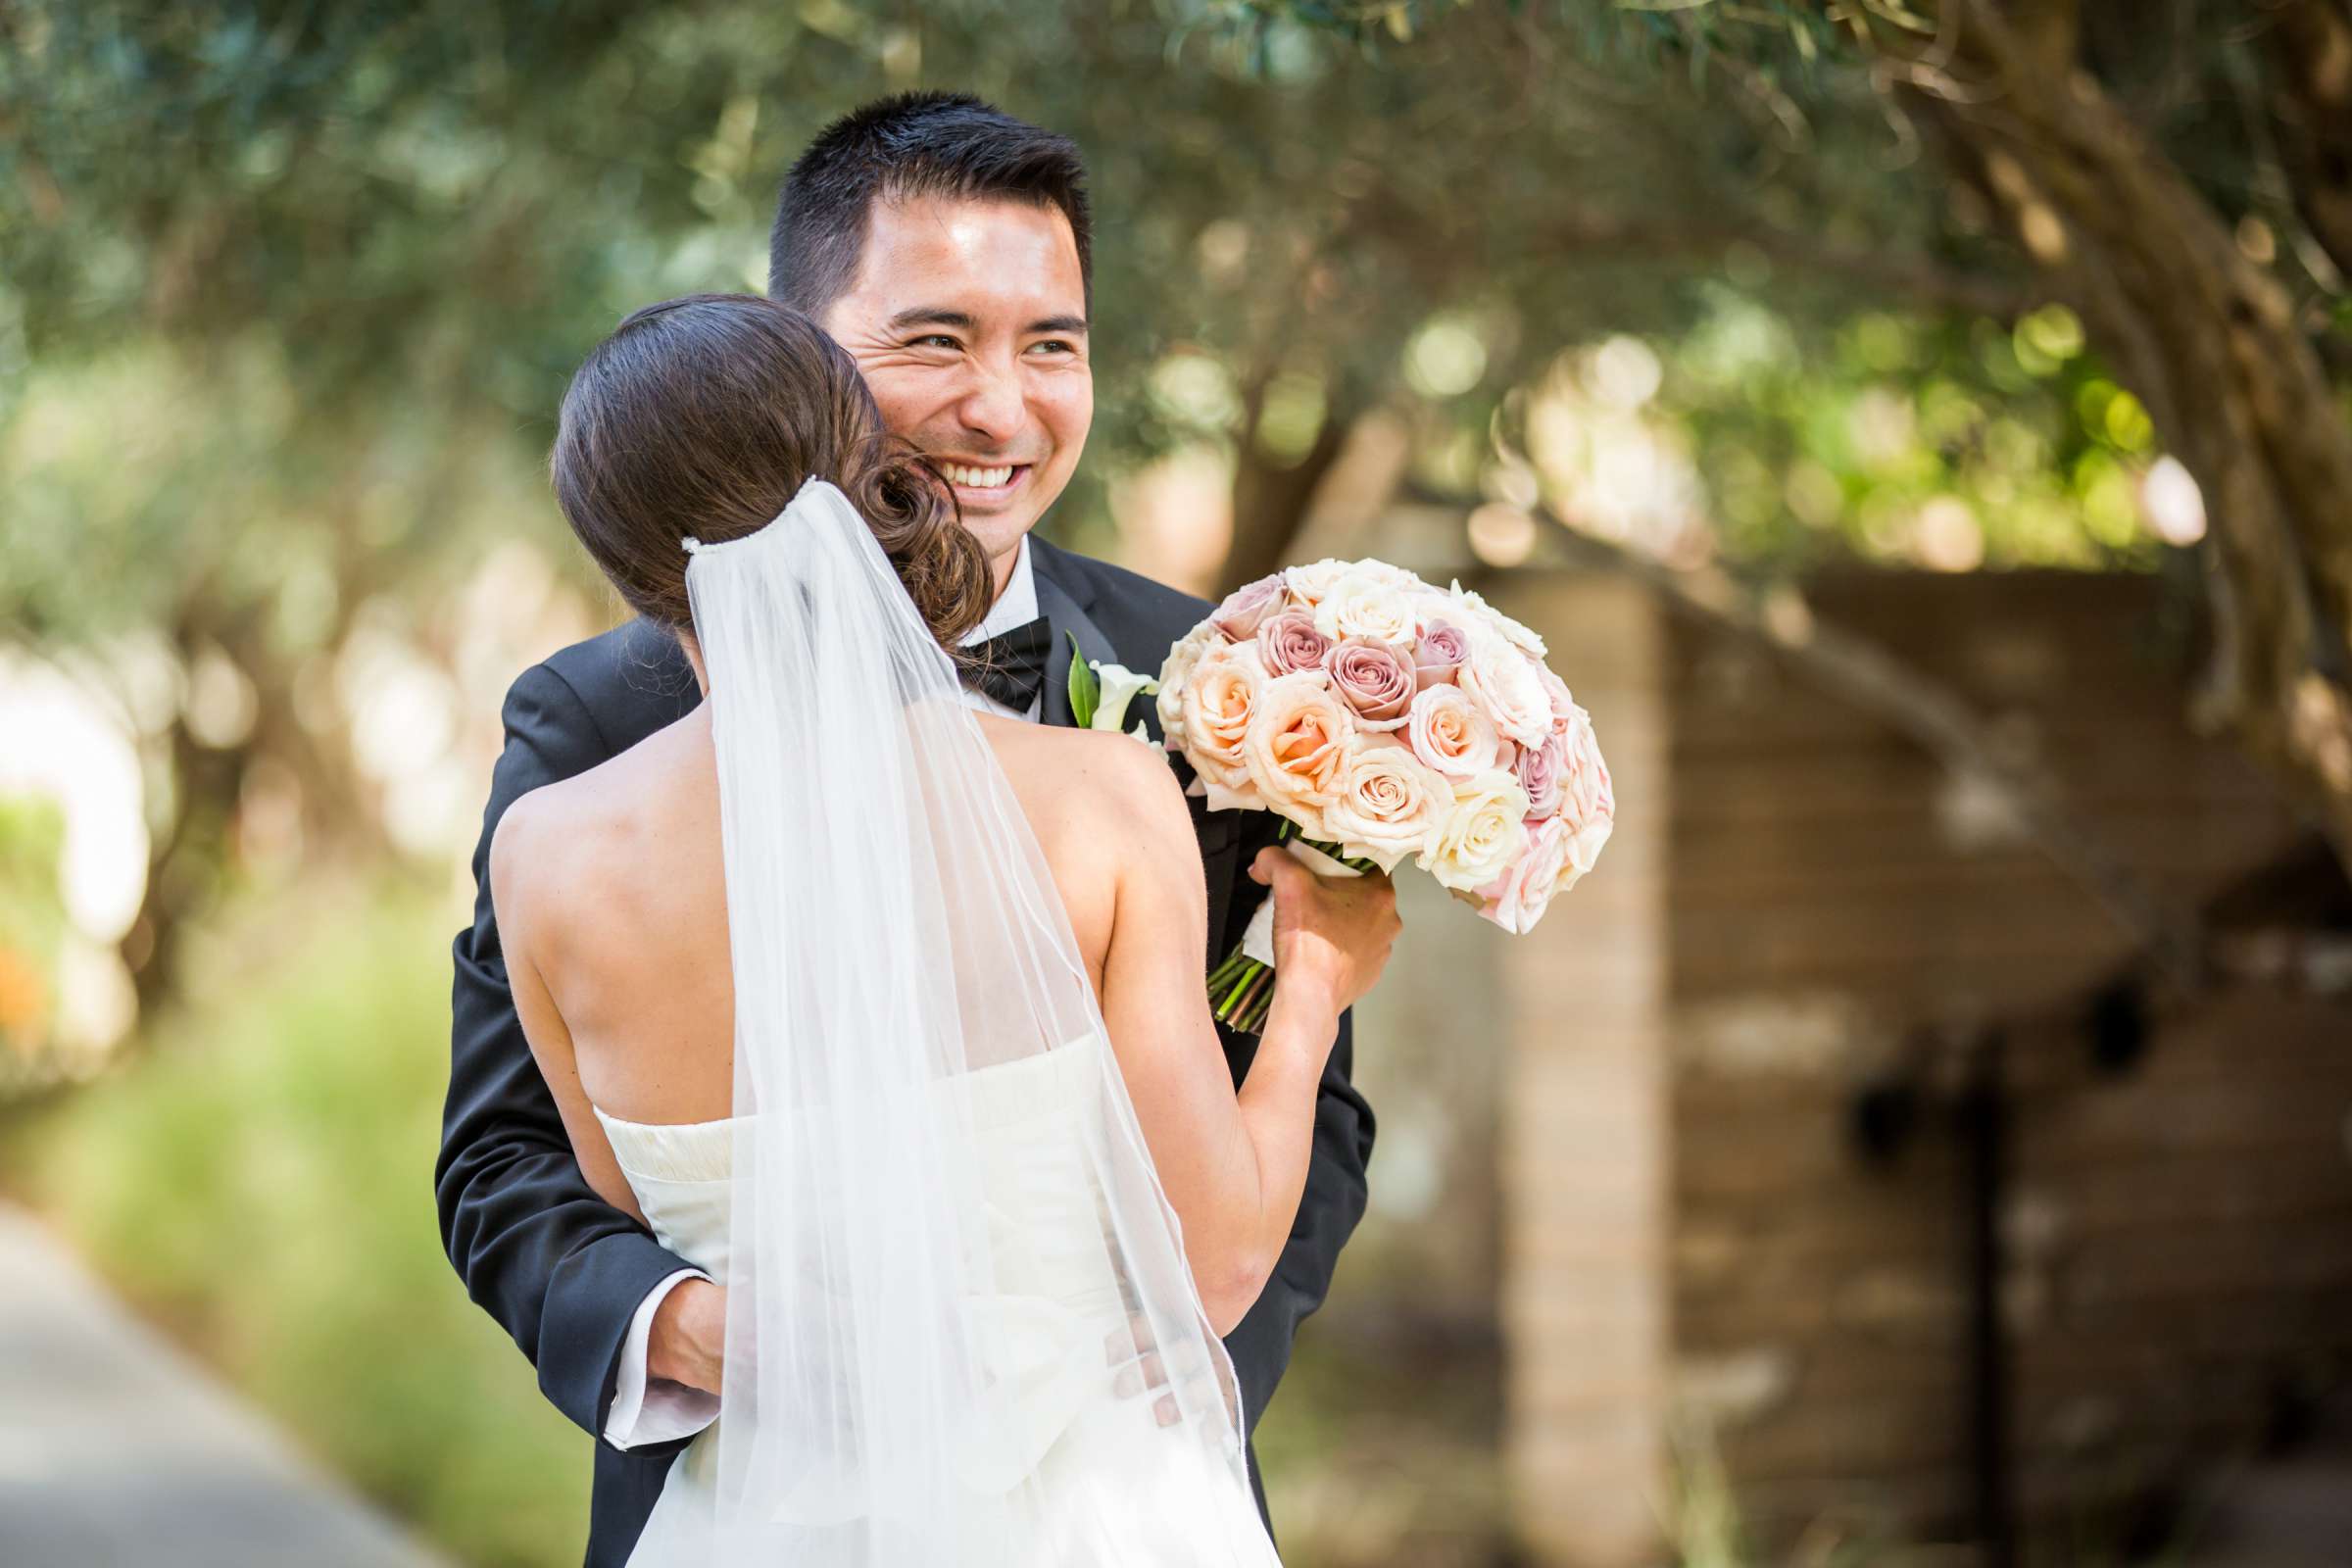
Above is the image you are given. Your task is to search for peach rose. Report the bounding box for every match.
[1406,682,1505,779]
[1240,672,1355,840]
[1177,641,1267,811]
[1421,768,1531,893]
[1322,742,1451,871]
[1156,621,1225,747]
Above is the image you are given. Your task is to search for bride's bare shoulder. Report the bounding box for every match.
[491,716,713,941]
[980,717,1191,835]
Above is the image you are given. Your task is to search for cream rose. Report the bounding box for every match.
[1455,630,1554,747]
[1311,571,1421,649]
[1240,672,1354,840]
[1283,558,1353,609]
[1448,581,1548,659]
[1420,768,1532,893]
[1322,741,1451,871]
[1539,667,1578,737]
[1177,642,1267,810]
[1475,815,1570,935]
[1156,621,1224,745]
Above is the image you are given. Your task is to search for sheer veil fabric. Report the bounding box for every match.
[678,479,1272,1565]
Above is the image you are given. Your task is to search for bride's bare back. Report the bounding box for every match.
[495,690,1390,1332]
[494,707,1181,1209]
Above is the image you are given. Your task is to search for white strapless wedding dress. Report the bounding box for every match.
[593,1033,1285,1566]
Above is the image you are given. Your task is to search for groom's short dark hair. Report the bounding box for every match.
[768,92,1092,315]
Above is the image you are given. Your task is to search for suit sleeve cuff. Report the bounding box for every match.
[603,1268,720,1449]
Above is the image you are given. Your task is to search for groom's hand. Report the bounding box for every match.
[648,1278,726,1395]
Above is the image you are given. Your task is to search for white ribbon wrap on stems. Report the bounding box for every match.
[1237,838,1364,968]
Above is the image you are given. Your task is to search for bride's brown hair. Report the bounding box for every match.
[550,293,993,652]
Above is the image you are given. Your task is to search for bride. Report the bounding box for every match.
[489,294,1396,1565]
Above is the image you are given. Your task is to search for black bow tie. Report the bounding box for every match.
[962,615,1051,715]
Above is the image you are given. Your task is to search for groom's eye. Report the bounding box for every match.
[910,333,960,351]
[1028,339,1076,357]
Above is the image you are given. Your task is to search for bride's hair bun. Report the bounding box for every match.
[552,293,993,653]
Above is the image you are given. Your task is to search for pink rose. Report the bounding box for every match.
[1515,729,1566,821]
[1406,683,1505,779]
[1554,701,1615,883]
[1211,573,1288,641]
[1414,621,1470,690]
[1240,672,1354,840]
[1256,610,1332,677]
[1476,816,1570,935]
[1322,639,1415,730]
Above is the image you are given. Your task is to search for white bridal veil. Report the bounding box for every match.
[681,478,1267,1565]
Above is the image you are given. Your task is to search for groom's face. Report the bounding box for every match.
[821,196,1093,575]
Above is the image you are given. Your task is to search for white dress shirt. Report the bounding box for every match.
[604,534,1044,1450]
[957,535,1043,722]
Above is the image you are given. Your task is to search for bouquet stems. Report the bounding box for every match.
[1207,821,1378,1035]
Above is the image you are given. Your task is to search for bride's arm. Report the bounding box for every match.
[1096,743,1397,1335]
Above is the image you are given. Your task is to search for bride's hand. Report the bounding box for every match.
[1250,846,1400,1016]
[649,1278,727,1395]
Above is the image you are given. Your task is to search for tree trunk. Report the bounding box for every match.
[1217,398,1354,597]
[1878,0,2352,877]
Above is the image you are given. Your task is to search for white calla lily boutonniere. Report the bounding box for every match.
[1065,633,1159,744]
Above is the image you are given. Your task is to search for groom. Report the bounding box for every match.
[437,93,1377,1565]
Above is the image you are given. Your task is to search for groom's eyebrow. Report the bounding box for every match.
[888,308,977,332]
[883,307,1089,336]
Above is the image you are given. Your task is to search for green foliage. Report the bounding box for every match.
[1665,294,2158,570]
[8,887,591,1568]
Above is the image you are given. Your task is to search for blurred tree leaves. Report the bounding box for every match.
[12,0,2319,1003]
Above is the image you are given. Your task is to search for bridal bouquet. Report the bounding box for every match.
[1157,558,1613,1032]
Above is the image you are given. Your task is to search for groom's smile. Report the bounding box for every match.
[821,194,1093,591]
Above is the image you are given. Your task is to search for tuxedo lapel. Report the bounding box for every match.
[1034,569,1118,731]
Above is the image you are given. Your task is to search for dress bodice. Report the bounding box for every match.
[591,1034,1119,1307]
[590,1031,1279,1566]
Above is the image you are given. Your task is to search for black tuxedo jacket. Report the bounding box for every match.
[436,538,1376,1566]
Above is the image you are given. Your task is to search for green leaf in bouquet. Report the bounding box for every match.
[1066,631,1100,728]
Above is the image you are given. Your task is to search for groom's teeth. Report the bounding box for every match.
[943,464,1015,488]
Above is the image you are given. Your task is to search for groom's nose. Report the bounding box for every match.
[954,358,1027,447]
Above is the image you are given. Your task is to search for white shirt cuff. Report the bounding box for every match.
[604,1268,720,1449]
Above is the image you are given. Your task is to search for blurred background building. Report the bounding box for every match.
[8,4,2352,1566]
